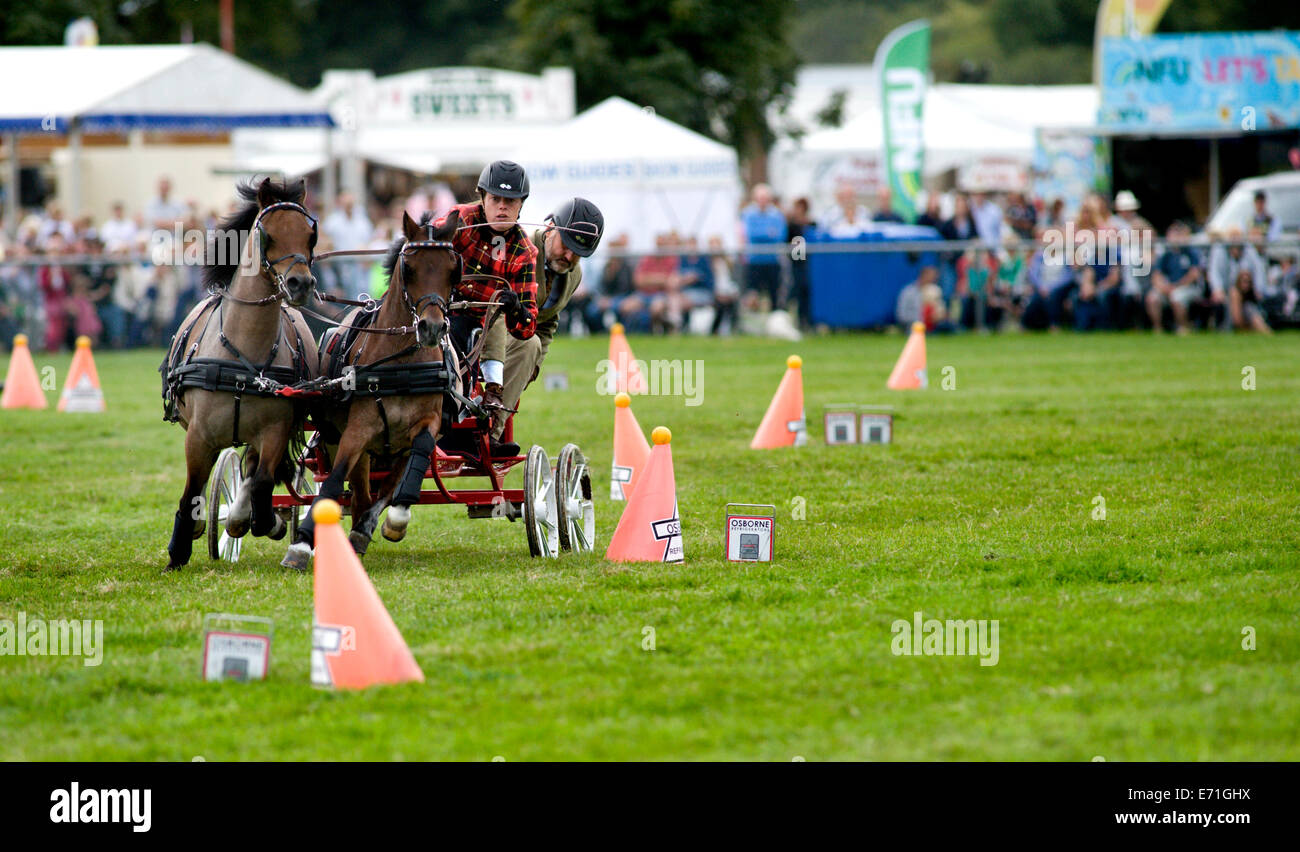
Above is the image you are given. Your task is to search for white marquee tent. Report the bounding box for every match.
[770,84,1098,211]
[0,44,331,134]
[0,44,331,224]
[509,97,743,252]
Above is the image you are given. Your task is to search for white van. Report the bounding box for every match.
[1204,172,1300,236]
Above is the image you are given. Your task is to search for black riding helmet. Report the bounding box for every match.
[477,160,529,200]
[547,197,604,258]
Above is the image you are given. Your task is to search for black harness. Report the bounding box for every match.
[315,231,461,455]
[319,307,454,401]
[159,202,317,444]
[161,296,311,444]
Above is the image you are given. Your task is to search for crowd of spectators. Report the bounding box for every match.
[571,184,814,338]
[574,181,1298,339]
[0,177,460,353]
[4,173,1297,353]
[895,187,1298,335]
[0,176,219,353]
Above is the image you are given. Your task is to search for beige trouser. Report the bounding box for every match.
[495,333,544,438]
[481,318,507,364]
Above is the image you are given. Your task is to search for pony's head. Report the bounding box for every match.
[251,178,317,306]
[204,177,317,306]
[384,209,461,349]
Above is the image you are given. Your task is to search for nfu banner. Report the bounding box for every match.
[1099,31,1300,132]
[875,20,930,222]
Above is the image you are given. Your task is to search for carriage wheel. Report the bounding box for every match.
[207,447,244,562]
[287,460,316,541]
[522,445,559,558]
[555,443,595,553]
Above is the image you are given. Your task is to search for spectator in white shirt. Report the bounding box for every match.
[322,191,374,296]
[970,191,1003,247]
[822,184,871,237]
[99,201,138,252]
[36,202,75,248]
[145,176,187,231]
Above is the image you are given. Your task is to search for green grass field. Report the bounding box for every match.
[1,331,1298,760]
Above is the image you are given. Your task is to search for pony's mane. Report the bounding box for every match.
[380,231,409,281]
[201,177,306,291]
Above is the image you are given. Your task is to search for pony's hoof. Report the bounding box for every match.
[226,518,250,539]
[280,543,312,572]
[381,506,410,542]
[191,519,206,540]
[348,530,371,555]
[165,540,191,570]
[267,514,287,541]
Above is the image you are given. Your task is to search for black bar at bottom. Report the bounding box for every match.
[0,762,1284,838]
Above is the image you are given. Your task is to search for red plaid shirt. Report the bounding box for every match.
[436,202,539,339]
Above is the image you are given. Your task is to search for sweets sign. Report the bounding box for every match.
[365,68,575,124]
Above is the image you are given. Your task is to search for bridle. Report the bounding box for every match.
[308,217,576,337]
[395,227,458,324]
[308,226,464,341]
[222,201,319,306]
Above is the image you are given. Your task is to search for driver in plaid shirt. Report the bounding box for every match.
[435,160,539,456]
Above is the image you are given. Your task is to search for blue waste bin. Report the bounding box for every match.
[808,225,941,328]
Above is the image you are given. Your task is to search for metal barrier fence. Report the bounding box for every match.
[3,236,1300,266]
[3,235,1298,348]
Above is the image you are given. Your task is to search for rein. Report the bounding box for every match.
[306,219,542,387]
[310,219,592,264]
[308,236,509,337]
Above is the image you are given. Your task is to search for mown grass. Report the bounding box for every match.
[1,330,1297,760]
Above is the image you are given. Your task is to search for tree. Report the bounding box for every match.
[485,0,799,183]
[1,0,509,89]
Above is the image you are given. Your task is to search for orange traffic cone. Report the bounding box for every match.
[605,426,683,563]
[611,391,651,501]
[310,499,424,689]
[1,334,48,410]
[750,355,806,449]
[887,322,927,390]
[608,322,647,394]
[58,335,105,412]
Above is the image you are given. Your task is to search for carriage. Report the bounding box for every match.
[163,179,597,571]
[204,399,596,564]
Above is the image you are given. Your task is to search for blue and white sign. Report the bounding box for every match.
[1100,32,1300,133]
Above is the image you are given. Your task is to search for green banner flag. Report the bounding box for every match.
[875,20,930,222]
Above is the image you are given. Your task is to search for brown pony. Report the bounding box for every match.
[281,209,460,570]
[162,178,320,570]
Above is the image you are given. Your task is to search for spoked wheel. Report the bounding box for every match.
[522,445,559,558]
[207,447,244,562]
[287,459,316,541]
[555,443,595,553]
